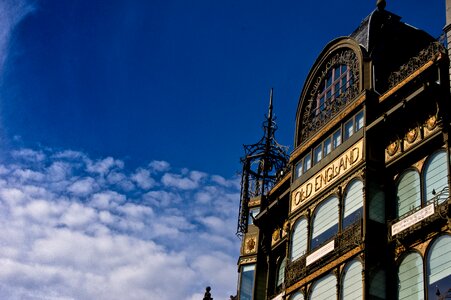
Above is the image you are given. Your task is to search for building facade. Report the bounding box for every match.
[235,2,451,300]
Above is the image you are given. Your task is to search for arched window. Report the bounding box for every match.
[276,257,286,288]
[311,196,339,250]
[427,235,451,299]
[398,252,424,300]
[396,169,421,218]
[341,260,363,300]
[291,217,308,261]
[310,273,337,300]
[290,291,304,300]
[424,150,448,204]
[343,179,363,228]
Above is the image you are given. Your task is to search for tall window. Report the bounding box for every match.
[342,179,363,228]
[395,170,421,218]
[239,264,256,300]
[398,252,424,300]
[316,64,352,114]
[311,196,339,249]
[291,217,308,261]
[427,235,451,299]
[423,150,448,204]
[310,274,337,300]
[276,258,287,288]
[341,260,363,300]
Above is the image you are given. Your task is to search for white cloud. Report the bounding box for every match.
[148,160,170,172]
[131,168,155,189]
[0,146,241,300]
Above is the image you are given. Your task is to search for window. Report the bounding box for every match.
[342,260,363,300]
[324,137,332,156]
[395,170,421,218]
[427,235,451,299]
[311,196,339,249]
[398,252,424,300]
[355,110,364,131]
[248,207,260,225]
[314,144,323,164]
[239,264,256,300]
[310,274,337,300]
[303,153,312,173]
[276,258,286,288]
[333,129,342,149]
[291,217,308,261]
[344,119,354,141]
[295,161,303,178]
[424,150,448,204]
[342,179,363,228]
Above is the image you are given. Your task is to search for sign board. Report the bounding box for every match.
[391,204,435,236]
[291,139,364,214]
[306,240,335,266]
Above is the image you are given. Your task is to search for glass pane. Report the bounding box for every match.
[326,74,332,87]
[324,137,332,156]
[314,145,322,164]
[341,77,347,93]
[334,66,341,80]
[344,119,354,141]
[239,264,256,300]
[355,111,364,131]
[341,65,347,73]
[291,218,308,261]
[427,235,451,300]
[342,260,363,300]
[295,161,303,178]
[424,151,448,204]
[310,274,337,300]
[396,170,421,218]
[343,180,363,228]
[334,83,340,98]
[398,252,424,300]
[277,258,286,287]
[303,153,312,172]
[248,207,260,225]
[311,196,338,249]
[333,129,342,149]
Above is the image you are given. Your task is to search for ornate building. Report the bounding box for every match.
[235,1,451,299]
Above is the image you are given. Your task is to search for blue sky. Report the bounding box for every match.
[0,0,445,299]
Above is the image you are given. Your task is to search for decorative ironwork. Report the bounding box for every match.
[285,219,362,287]
[388,186,450,242]
[388,41,446,90]
[236,89,290,237]
[300,49,360,144]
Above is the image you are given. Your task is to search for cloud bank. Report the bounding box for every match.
[0,148,241,299]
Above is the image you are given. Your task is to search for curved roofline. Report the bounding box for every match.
[294,37,368,148]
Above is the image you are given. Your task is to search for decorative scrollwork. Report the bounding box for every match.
[300,49,360,144]
[388,41,446,90]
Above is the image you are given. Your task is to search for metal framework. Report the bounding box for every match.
[236,89,289,237]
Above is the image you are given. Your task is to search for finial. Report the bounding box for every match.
[268,88,274,119]
[203,286,213,300]
[376,0,386,11]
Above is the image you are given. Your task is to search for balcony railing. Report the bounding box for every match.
[387,41,446,90]
[388,187,450,242]
[285,219,362,287]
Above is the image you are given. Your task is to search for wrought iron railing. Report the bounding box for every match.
[285,219,362,287]
[387,41,446,90]
[388,186,450,242]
